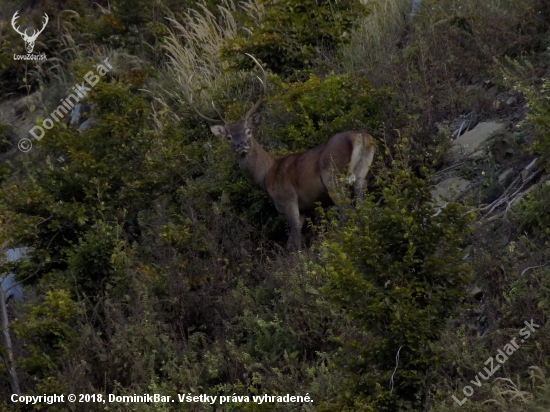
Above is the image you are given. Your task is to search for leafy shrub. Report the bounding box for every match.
[523,75,550,172]
[0,123,11,154]
[266,73,389,150]
[13,289,78,377]
[315,137,474,410]
[0,72,203,290]
[222,0,365,77]
[511,183,550,240]
[507,58,550,240]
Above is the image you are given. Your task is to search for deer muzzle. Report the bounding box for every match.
[236,144,250,156]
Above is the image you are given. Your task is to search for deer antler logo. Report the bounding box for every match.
[11,11,49,54]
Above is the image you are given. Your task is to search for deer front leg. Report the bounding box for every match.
[284,202,304,251]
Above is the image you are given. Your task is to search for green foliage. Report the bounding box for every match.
[0,31,30,96]
[339,0,550,156]
[222,0,366,77]
[0,123,11,155]
[511,182,550,240]
[506,56,550,241]
[112,0,153,27]
[315,137,474,410]
[509,64,550,172]
[527,75,550,171]
[65,221,122,295]
[266,73,388,150]
[1,75,201,288]
[13,289,78,377]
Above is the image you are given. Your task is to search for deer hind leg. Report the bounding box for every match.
[352,141,375,200]
[321,167,348,225]
[346,139,364,187]
[284,201,304,251]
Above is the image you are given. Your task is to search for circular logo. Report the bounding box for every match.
[18,138,32,152]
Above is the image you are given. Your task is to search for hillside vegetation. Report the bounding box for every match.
[0,0,549,411]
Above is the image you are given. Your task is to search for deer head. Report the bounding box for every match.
[11,11,49,54]
[183,54,267,157]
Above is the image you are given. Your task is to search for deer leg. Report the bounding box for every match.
[321,168,348,225]
[284,202,303,251]
[353,178,365,201]
[352,145,375,201]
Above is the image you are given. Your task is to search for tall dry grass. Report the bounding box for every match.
[342,0,539,82]
[162,0,265,117]
[340,0,411,75]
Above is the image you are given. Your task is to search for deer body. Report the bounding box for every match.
[214,124,375,249]
[265,131,374,208]
[183,54,375,249]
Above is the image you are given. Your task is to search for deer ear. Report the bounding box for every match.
[210,125,227,138]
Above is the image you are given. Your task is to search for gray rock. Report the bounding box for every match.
[69,102,93,129]
[450,121,505,160]
[431,176,471,207]
[0,273,23,303]
[498,168,514,184]
[470,149,486,160]
[5,248,28,262]
[12,92,42,117]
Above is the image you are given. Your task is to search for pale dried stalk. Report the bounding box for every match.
[163,0,264,113]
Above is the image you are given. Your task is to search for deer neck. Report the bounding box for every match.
[237,137,274,191]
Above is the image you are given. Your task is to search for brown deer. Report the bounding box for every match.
[184,54,375,250]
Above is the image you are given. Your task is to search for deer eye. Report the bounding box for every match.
[226,134,232,140]
[245,129,252,137]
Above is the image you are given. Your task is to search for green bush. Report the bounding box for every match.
[507,59,550,240]
[511,181,550,240]
[0,72,206,307]
[506,58,550,171]
[266,73,389,151]
[13,289,78,377]
[222,0,365,77]
[315,137,474,410]
[525,75,550,172]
